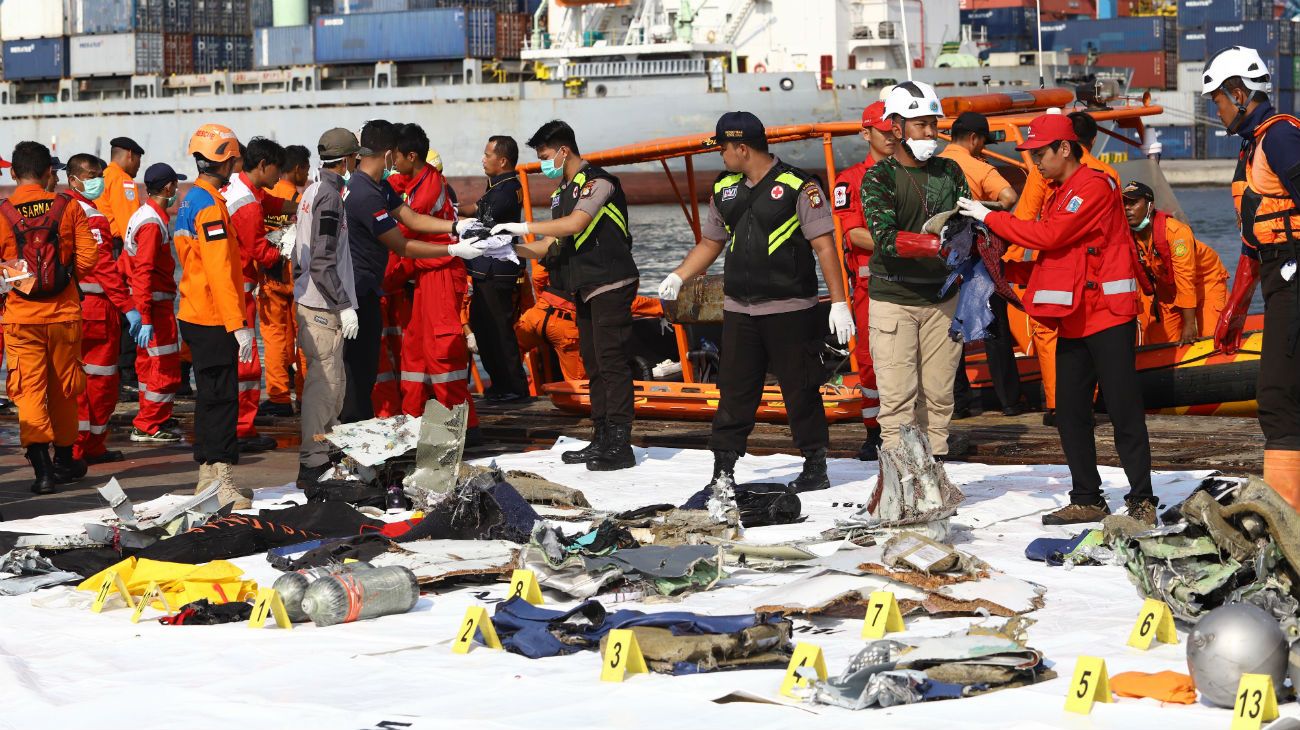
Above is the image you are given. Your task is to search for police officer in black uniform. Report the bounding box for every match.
[658,112,856,492]
[493,120,639,471]
[460,135,530,402]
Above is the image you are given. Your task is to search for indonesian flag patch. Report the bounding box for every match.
[373,209,390,223]
[202,220,228,241]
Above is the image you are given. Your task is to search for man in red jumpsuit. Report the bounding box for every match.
[386,122,479,440]
[962,113,1154,526]
[224,137,291,453]
[67,154,142,463]
[125,163,186,443]
[832,100,895,461]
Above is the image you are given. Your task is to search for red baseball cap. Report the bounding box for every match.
[1017,113,1079,151]
[861,101,892,132]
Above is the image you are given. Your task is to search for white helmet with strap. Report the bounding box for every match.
[883,80,943,119]
[1201,45,1273,97]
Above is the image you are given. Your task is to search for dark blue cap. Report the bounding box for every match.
[144,162,186,188]
[711,111,767,146]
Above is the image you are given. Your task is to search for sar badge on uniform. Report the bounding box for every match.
[1066,196,1084,213]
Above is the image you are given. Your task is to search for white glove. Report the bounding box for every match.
[455,218,478,236]
[491,222,529,238]
[340,307,359,340]
[658,272,683,301]
[956,197,991,223]
[466,331,479,354]
[447,240,489,260]
[234,328,255,363]
[828,301,856,345]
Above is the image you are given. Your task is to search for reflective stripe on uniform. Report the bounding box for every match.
[1102,278,1137,295]
[713,173,743,195]
[141,388,175,403]
[237,381,260,391]
[375,371,396,383]
[400,370,466,385]
[78,420,109,434]
[79,282,105,294]
[152,291,176,301]
[858,265,870,278]
[381,327,402,337]
[1033,290,1074,306]
[775,172,805,189]
[147,342,180,356]
[858,387,879,399]
[767,214,800,254]
[83,362,119,376]
[573,203,627,250]
[861,406,881,419]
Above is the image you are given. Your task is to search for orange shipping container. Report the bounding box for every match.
[496,12,528,60]
[960,0,1096,16]
[1069,50,1173,89]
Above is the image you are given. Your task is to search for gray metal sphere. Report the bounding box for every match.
[1186,603,1289,708]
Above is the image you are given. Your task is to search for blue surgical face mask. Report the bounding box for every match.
[1134,209,1152,232]
[80,176,105,201]
[166,193,177,208]
[540,150,567,179]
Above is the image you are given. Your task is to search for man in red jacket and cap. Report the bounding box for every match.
[958,113,1154,526]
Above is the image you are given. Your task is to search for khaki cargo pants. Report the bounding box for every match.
[868,296,962,456]
[297,304,346,470]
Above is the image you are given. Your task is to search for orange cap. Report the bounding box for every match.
[188,124,240,162]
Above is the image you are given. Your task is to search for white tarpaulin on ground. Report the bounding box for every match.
[1,440,1296,729]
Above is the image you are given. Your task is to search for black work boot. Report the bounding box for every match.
[26,443,55,495]
[588,422,635,471]
[710,449,740,486]
[50,445,88,485]
[562,418,607,464]
[788,448,831,493]
[856,428,882,462]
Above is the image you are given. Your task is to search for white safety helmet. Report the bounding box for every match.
[1201,45,1273,98]
[883,81,943,120]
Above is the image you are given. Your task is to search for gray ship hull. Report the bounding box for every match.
[0,67,1042,199]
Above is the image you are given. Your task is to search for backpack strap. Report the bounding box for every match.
[48,192,71,225]
[0,199,21,230]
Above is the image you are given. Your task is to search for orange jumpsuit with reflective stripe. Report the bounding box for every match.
[1192,238,1229,337]
[1134,213,1198,345]
[1,185,97,447]
[100,162,141,242]
[125,198,180,434]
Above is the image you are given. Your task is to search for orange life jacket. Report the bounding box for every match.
[1235,114,1300,253]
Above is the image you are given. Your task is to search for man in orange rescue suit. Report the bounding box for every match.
[224,137,291,453]
[1013,111,1121,425]
[66,153,142,464]
[258,143,311,417]
[1122,180,1207,345]
[832,100,893,461]
[176,124,257,510]
[2,141,97,494]
[1204,45,1300,509]
[960,113,1155,526]
[125,163,186,444]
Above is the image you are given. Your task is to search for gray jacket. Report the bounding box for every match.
[294,168,357,311]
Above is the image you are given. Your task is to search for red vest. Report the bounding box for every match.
[1019,167,1141,332]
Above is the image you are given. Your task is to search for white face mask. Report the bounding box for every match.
[905,138,938,162]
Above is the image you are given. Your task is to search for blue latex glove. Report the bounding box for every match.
[134,323,154,350]
[124,309,143,339]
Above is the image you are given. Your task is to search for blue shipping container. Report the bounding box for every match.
[467,6,495,58]
[1177,0,1270,28]
[1041,17,1175,54]
[254,25,313,67]
[1202,126,1243,158]
[314,8,471,63]
[137,0,165,32]
[1152,125,1196,159]
[961,8,1036,40]
[3,38,69,80]
[1205,21,1292,58]
[74,0,137,34]
[1178,27,1206,62]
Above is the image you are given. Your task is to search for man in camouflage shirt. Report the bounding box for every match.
[860,81,971,458]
